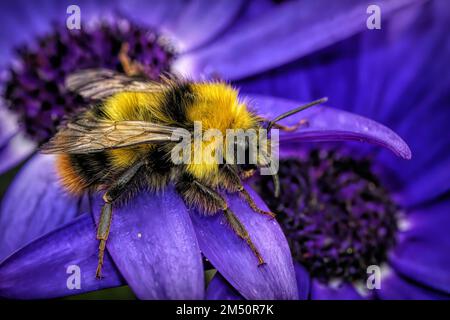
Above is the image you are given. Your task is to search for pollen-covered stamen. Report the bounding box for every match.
[2,20,176,144]
[252,149,399,283]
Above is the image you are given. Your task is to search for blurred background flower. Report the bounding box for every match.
[206,0,450,300]
[0,0,447,300]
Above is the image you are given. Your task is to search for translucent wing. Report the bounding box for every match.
[65,69,166,100]
[41,119,186,154]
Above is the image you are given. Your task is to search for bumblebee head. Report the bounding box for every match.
[184,83,327,198]
[248,97,328,197]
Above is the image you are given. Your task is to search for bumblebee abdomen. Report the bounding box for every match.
[56,154,89,194]
[56,152,114,193]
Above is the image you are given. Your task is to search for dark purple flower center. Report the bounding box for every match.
[2,19,176,144]
[252,149,399,283]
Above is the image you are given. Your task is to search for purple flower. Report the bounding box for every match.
[207,0,450,300]
[0,0,417,299]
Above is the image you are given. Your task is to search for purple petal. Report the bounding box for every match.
[0,132,35,174]
[0,107,17,148]
[0,154,79,261]
[0,214,124,299]
[294,263,311,300]
[91,187,204,299]
[190,186,298,300]
[234,0,436,115]
[0,107,36,174]
[311,280,364,300]
[399,153,450,207]
[389,199,450,294]
[165,0,245,52]
[377,270,450,300]
[250,94,411,159]
[179,0,421,80]
[206,273,243,300]
[118,0,186,32]
[206,263,311,300]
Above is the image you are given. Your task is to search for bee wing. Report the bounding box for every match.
[41,119,187,154]
[65,69,166,100]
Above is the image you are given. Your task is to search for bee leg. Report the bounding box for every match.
[258,116,309,132]
[221,164,275,219]
[271,119,309,132]
[223,208,265,266]
[96,201,112,279]
[239,187,276,219]
[176,174,265,265]
[119,42,144,76]
[95,160,144,279]
[176,173,227,214]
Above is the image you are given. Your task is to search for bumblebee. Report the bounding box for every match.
[42,58,326,278]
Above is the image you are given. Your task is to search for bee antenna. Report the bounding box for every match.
[266,97,328,132]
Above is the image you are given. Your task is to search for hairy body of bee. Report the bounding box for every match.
[50,73,272,278]
[56,80,259,201]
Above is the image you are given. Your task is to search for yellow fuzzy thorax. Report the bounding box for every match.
[186,82,258,182]
[187,83,256,133]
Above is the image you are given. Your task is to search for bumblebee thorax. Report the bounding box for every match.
[187,83,257,133]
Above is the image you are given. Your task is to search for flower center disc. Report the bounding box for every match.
[3,19,176,143]
[252,149,399,283]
